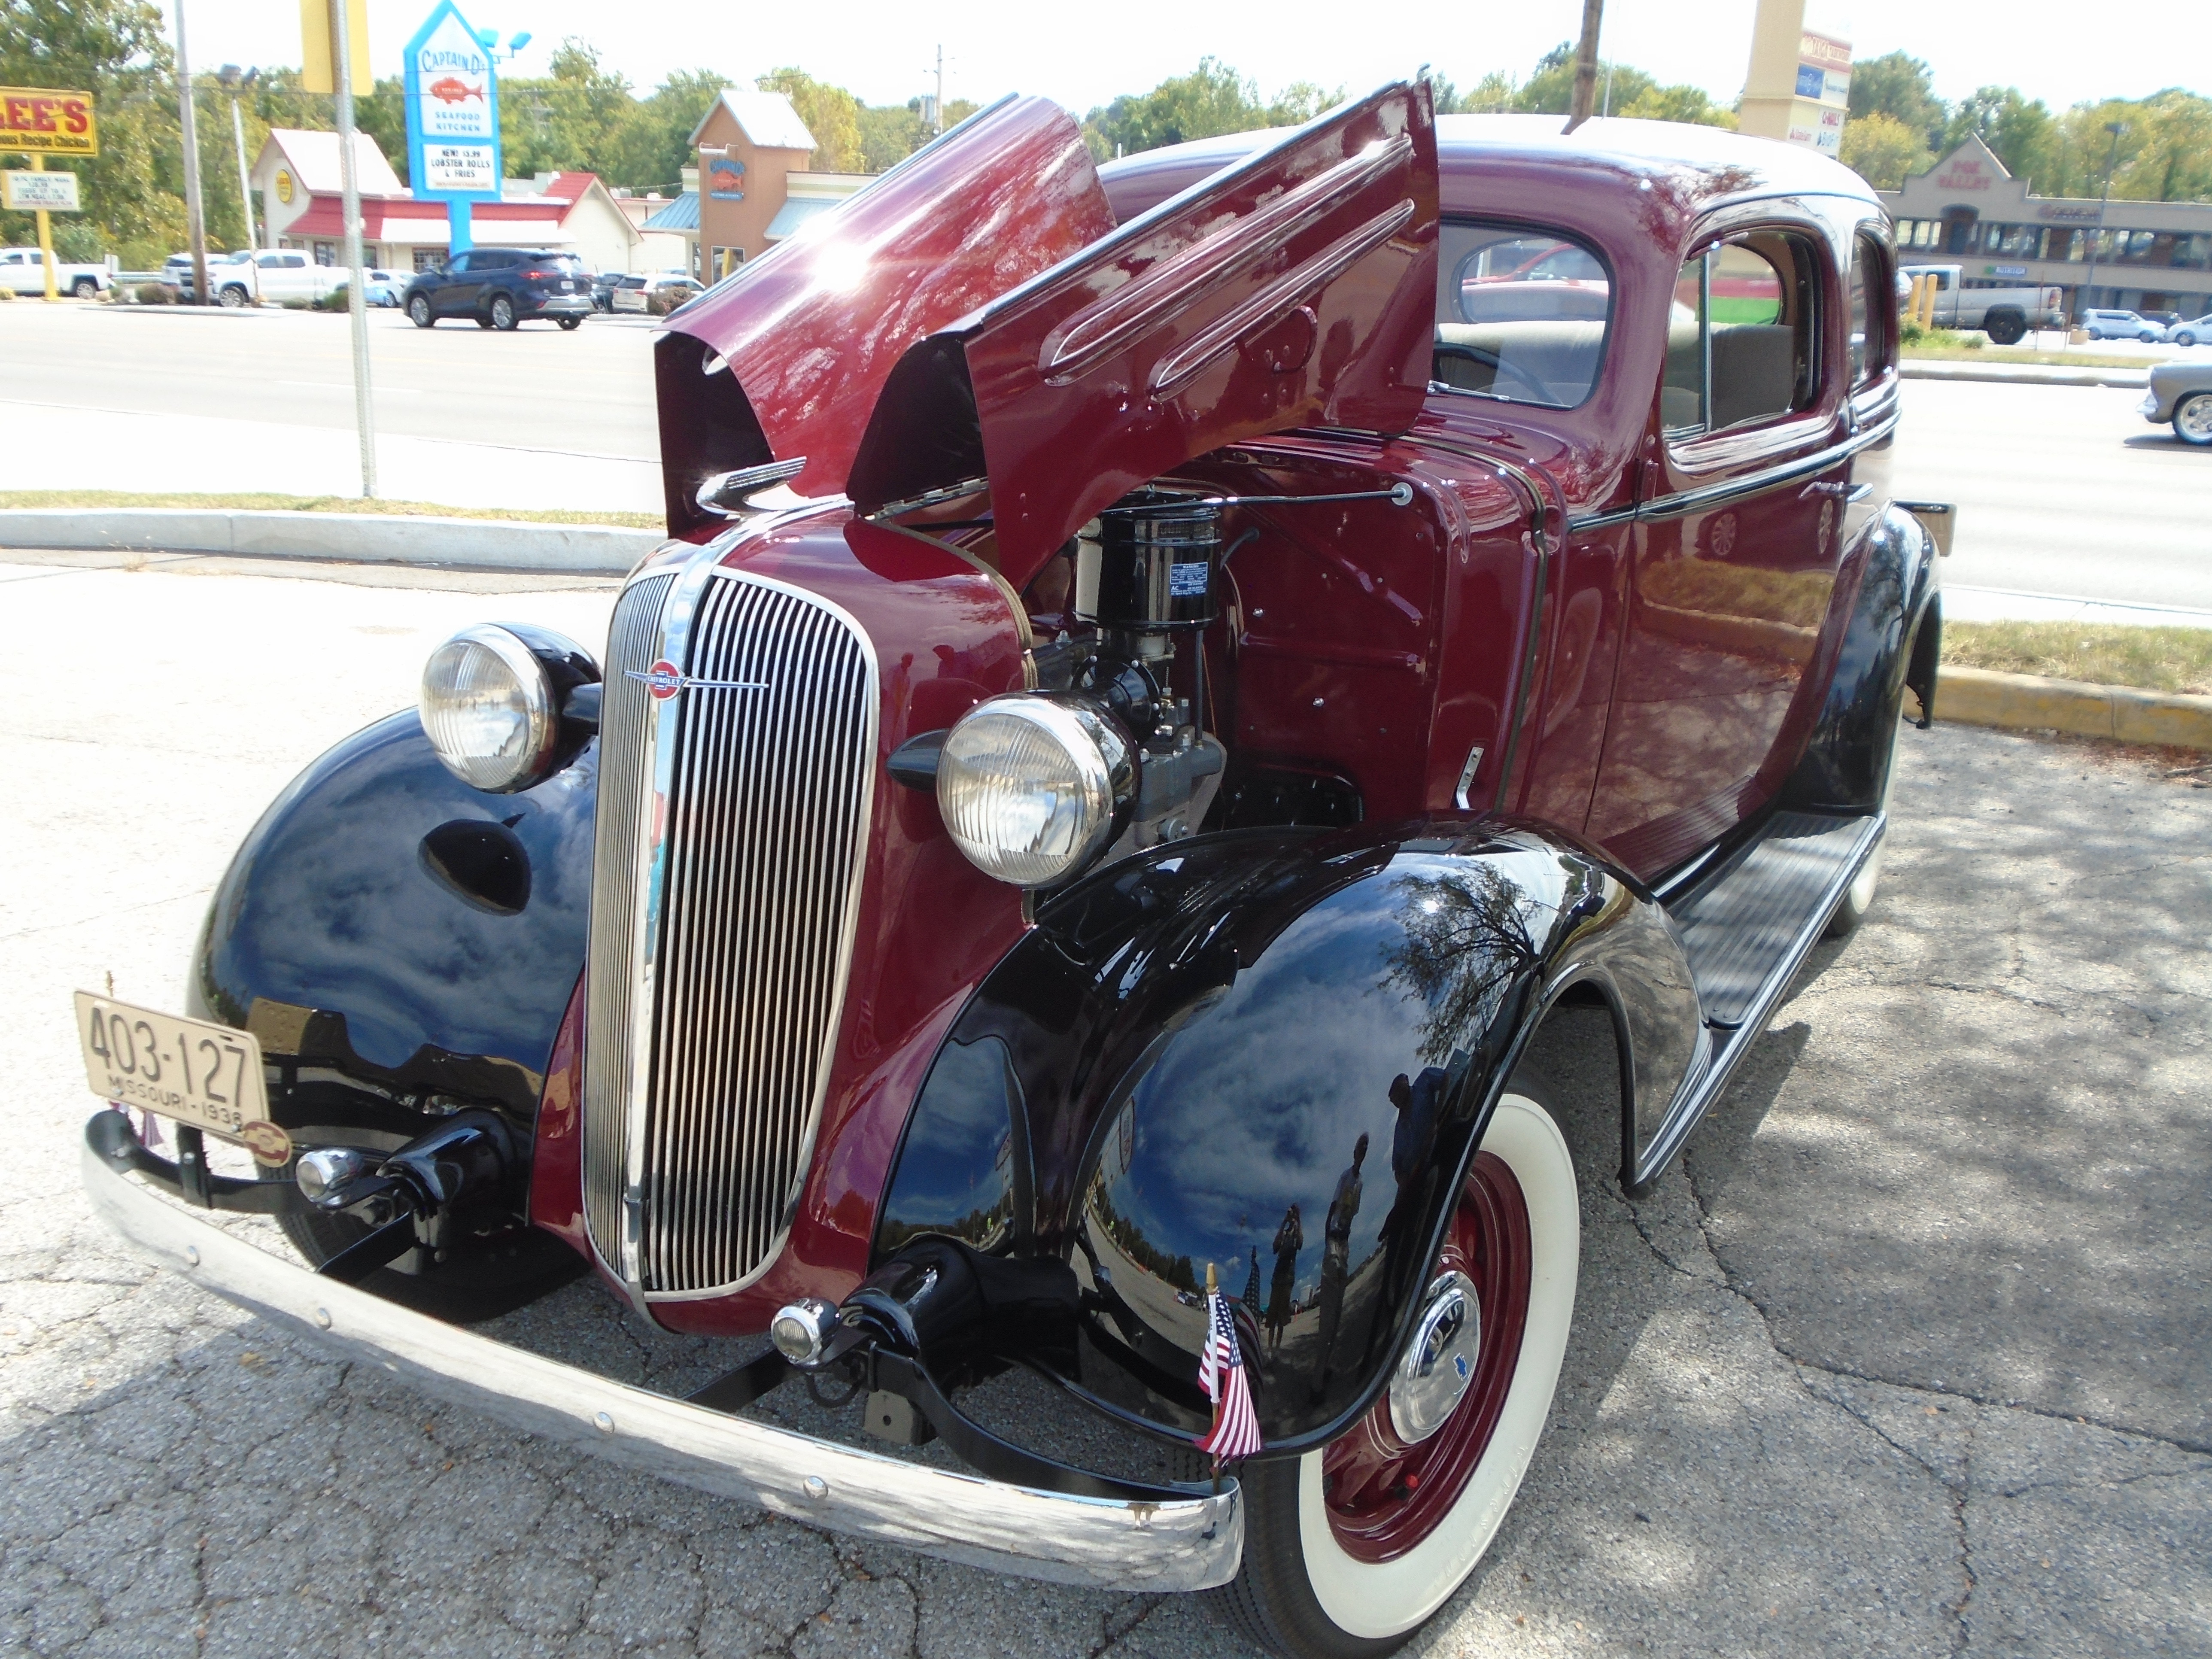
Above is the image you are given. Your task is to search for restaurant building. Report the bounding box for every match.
[251,129,641,274]
[1880,134,2212,319]
[640,89,870,281]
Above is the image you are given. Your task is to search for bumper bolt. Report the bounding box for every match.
[314,1308,332,1329]
[804,1475,828,1499]
[594,1411,614,1433]
[184,1246,199,1267]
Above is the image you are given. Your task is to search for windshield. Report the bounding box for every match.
[1433,221,1612,410]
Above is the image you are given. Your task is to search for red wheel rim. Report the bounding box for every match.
[1321,1150,1533,1562]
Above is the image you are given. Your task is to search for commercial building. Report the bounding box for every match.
[1881,134,2212,318]
[640,88,870,280]
[250,129,641,273]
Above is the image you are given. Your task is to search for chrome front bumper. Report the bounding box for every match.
[81,1138,1241,1592]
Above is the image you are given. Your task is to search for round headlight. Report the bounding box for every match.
[937,696,1132,887]
[420,625,564,792]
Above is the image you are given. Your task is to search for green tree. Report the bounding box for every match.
[755,67,863,172]
[1839,110,1930,190]
[1847,51,1946,149]
[1616,82,1736,128]
[0,0,184,264]
[611,69,729,193]
[499,39,635,180]
[1942,85,2056,183]
[1080,58,1340,161]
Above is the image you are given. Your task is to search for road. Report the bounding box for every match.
[2,549,2206,1657]
[3,301,2208,612]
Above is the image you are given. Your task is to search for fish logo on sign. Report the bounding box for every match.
[429,76,484,104]
[627,659,769,700]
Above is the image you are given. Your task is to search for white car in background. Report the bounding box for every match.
[2164,313,2212,347]
[609,271,703,314]
[0,246,112,298]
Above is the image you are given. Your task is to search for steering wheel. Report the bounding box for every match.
[1432,343,1552,403]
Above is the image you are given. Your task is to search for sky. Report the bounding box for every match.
[167,0,2205,118]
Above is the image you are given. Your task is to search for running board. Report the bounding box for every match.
[1630,811,1884,1191]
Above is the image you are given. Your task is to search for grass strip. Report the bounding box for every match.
[1901,343,2148,369]
[0,490,662,529]
[1944,621,2212,696]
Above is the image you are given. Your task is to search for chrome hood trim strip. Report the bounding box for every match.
[81,1142,1242,1592]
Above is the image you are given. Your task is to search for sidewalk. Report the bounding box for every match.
[0,400,662,514]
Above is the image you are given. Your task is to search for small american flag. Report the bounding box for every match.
[1197,1285,1262,1462]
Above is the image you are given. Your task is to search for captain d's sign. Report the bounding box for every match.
[1,88,98,156]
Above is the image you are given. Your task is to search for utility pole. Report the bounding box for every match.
[218,66,258,252]
[1564,0,1603,133]
[2075,120,2127,329]
[329,0,378,497]
[934,45,945,135]
[174,0,210,304]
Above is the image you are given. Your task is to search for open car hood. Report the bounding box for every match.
[662,82,1438,585]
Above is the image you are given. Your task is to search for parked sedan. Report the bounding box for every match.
[363,269,404,307]
[76,94,1951,1659]
[609,272,703,314]
[2164,313,2212,347]
[2141,360,2212,446]
[402,248,593,331]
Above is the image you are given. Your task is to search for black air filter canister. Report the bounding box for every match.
[1075,498,1221,647]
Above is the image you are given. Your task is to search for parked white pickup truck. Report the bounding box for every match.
[1899,263,2066,344]
[0,246,112,298]
[179,248,345,307]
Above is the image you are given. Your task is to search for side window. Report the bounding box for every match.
[445,253,472,274]
[1431,221,1613,409]
[1662,232,1820,438]
[1846,233,1893,388]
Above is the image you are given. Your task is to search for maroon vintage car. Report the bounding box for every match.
[78,86,1945,1656]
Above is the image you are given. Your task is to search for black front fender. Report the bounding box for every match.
[189,712,596,1148]
[875,819,1701,1452]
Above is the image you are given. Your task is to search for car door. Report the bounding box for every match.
[432,251,478,315]
[1584,222,1851,876]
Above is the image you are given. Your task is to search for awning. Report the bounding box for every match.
[764,195,845,241]
[641,192,700,233]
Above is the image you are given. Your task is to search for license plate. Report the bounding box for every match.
[74,993,273,1149]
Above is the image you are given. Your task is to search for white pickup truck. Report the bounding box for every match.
[178,248,346,307]
[1899,263,2066,344]
[0,246,113,298]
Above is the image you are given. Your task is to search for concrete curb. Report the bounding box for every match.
[1939,665,2212,749]
[0,508,664,574]
[1902,360,2150,389]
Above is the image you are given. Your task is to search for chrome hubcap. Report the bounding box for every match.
[1388,1270,1482,1444]
[2179,397,2212,441]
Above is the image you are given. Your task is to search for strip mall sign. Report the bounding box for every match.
[0,88,98,156]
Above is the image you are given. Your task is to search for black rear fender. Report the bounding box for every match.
[873,819,1702,1452]
[1784,502,1941,812]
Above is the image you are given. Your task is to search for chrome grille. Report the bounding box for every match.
[583,572,673,1271]
[582,562,877,1297]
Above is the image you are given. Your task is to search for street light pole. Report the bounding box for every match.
[173,0,210,305]
[2076,120,2127,327]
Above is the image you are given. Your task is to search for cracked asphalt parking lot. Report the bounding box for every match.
[3,550,2207,1658]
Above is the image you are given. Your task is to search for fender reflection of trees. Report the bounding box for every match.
[1381,858,1590,1066]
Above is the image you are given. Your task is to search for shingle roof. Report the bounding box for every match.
[689,89,815,153]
